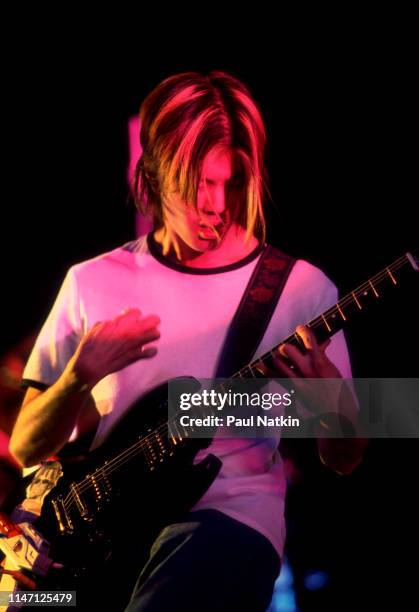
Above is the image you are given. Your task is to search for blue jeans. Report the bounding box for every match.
[124,509,281,612]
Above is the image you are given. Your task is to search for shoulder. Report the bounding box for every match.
[267,245,336,291]
[286,257,338,312]
[291,258,336,290]
[265,246,338,314]
[66,236,151,285]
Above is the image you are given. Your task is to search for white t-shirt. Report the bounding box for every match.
[22,234,352,558]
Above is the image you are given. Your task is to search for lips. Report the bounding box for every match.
[197,222,224,238]
[198,226,219,239]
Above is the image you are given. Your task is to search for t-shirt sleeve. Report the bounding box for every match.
[22,267,83,390]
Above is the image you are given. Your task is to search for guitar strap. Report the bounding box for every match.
[215,244,296,378]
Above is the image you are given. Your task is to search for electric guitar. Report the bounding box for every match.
[1,249,418,601]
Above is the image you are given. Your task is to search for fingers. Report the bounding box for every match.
[137,314,161,332]
[279,343,306,373]
[115,311,161,340]
[138,329,161,345]
[296,325,331,354]
[272,350,300,379]
[89,309,161,356]
[295,325,318,352]
[269,325,336,381]
[272,339,317,379]
[127,335,160,362]
[138,346,158,359]
[120,307,142,317]
[123,311,161,362]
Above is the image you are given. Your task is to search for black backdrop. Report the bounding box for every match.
[2,30,418,610]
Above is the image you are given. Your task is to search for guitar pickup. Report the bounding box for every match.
[51,495,74,535]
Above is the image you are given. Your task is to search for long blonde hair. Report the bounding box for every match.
[134,71,268,245]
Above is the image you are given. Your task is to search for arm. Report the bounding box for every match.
[9,373,95,468]
[10,309,161,468]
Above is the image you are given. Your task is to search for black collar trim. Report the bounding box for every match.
[147,232,265,275]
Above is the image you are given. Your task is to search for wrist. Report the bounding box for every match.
[61,357,97,394]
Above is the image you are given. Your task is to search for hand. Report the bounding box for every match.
[271,325,353,422]
[66,308,161,388]
[272,325,367,472]
[273,324,341,380]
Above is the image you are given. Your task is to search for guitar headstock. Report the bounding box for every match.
[406,248,419,272]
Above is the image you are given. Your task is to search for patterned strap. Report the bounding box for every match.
[215,245,296,378]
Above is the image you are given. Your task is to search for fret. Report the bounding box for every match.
[239,365,253,378]
[336,303,347,321]
[247,364,256,378]
[352,291,362,310]
[254,360,266,376]
[321,313,332,332]
[386,267,397,285]
[369,280,379,297]
[235,370,244,379]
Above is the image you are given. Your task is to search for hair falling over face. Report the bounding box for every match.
[133,71,268,255]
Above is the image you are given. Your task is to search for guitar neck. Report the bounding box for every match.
[231,249,418,380]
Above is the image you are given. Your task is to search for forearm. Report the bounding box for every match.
[316,430,369,475]
[9,367,93,468]
[314,400,369,475]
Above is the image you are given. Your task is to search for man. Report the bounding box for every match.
[10,71,367,610]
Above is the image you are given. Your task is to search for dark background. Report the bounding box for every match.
[2,23,418,610]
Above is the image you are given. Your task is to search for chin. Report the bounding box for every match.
[179,232,220,253]
[187,237,216,252]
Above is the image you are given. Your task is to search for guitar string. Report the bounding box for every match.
[61,255,410,510]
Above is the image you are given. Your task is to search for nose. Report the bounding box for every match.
[199,185,226,218]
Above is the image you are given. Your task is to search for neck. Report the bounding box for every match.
[154,225,260,269]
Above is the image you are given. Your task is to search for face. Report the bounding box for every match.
[161,148,244,254]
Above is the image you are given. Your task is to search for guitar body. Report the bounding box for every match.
[3,379,221,604]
